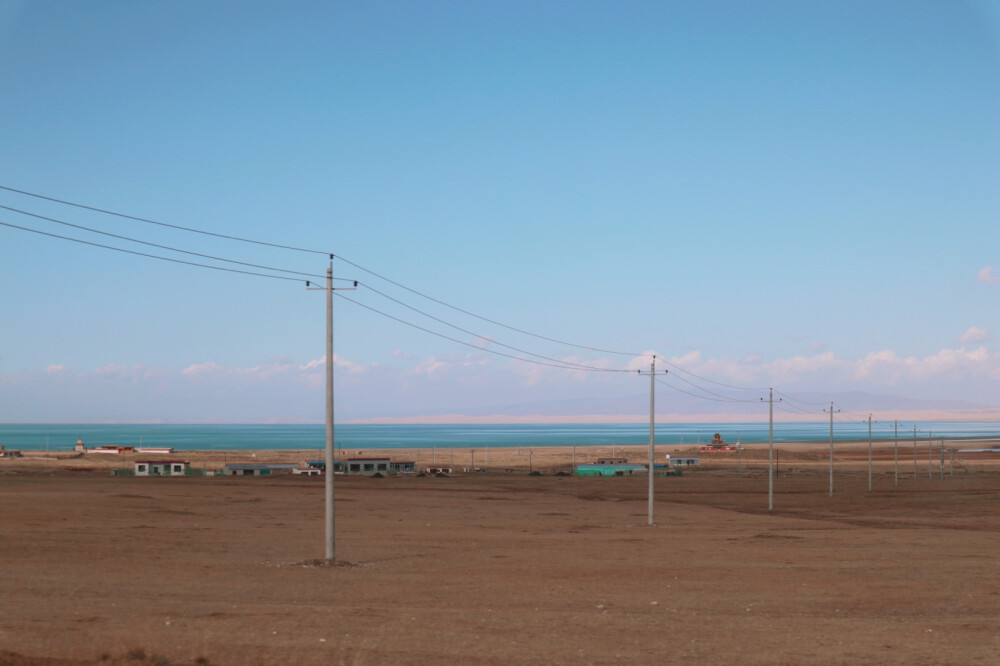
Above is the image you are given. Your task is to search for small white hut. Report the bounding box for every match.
[134,460,188,477]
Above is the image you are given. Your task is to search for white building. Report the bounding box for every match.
[346,458,391,475]
[134,460,188,476]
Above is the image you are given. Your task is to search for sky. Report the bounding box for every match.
[1,1,998,423]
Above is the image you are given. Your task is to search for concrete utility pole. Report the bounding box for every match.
[637,357,668,525]
[893,420,899,487]
[867,414,874,492]
[648,357,655,526]
[761,389,781,511]
[325,268,335,559]
[737,430,743,476]
[824,402,839,497]
[928,431,933,479]
[307,260,356,562]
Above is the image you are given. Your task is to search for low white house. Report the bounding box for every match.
[134,460,188,476]
[346,458,390,475]
[137,446,174,454]
[223,463,300,476]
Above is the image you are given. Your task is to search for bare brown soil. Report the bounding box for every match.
[1,446,998,665]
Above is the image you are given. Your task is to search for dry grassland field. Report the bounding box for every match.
[1,443,998,665]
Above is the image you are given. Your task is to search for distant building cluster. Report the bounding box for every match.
[108,455,420,478]
[574,455,700,477]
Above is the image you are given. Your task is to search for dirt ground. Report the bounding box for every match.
[1,444,998,665]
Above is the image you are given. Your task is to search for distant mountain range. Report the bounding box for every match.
[354,390,997,424]
[463,390,990,418]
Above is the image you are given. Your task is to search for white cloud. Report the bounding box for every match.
[186,355,369,380]
[664,350,763,386]
[853,346,997,383]
[333,354,371,375]
[460,354,489,369]
[512,360,545,387]
[299,358,325,370]
[182,361,225,376]
[656,345,999,392]
[410,356,450,376]
[627,350,663,372]
[505,352,619,386]
[391,349,414,359]
[406,353,487,378]
[959,327,988,345]
[93,363,163,380]
[6,342,999,423]
[978,266,998,284]
[768,352,843,383]
[242,358,298,379]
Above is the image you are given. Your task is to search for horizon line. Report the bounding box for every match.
[3,407,999,426]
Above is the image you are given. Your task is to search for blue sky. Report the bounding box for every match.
[1,1,998,422]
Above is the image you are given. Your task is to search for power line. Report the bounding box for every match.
[832,412,870,427]
[774,402,820,416]
[3,184,859,400]
[335,254,647,358]
[0,219,306,283]
[334,291,631,373]
[659,370,761,403]
[2,184,655,360]
[834,408,872,422]
[0,204,335,282]
[771,397,821,415]
[774,390,830,407]
[3,184,656,371]
[654,377,758,403]
[656,379,733,402]
[0,183,328,256]
[357,282,627,373]
[346,251,777,391]
[656,357,768,392]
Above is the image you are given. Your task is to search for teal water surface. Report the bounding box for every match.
[1,422,997,452]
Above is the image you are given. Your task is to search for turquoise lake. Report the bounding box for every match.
[1,422,997,451]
